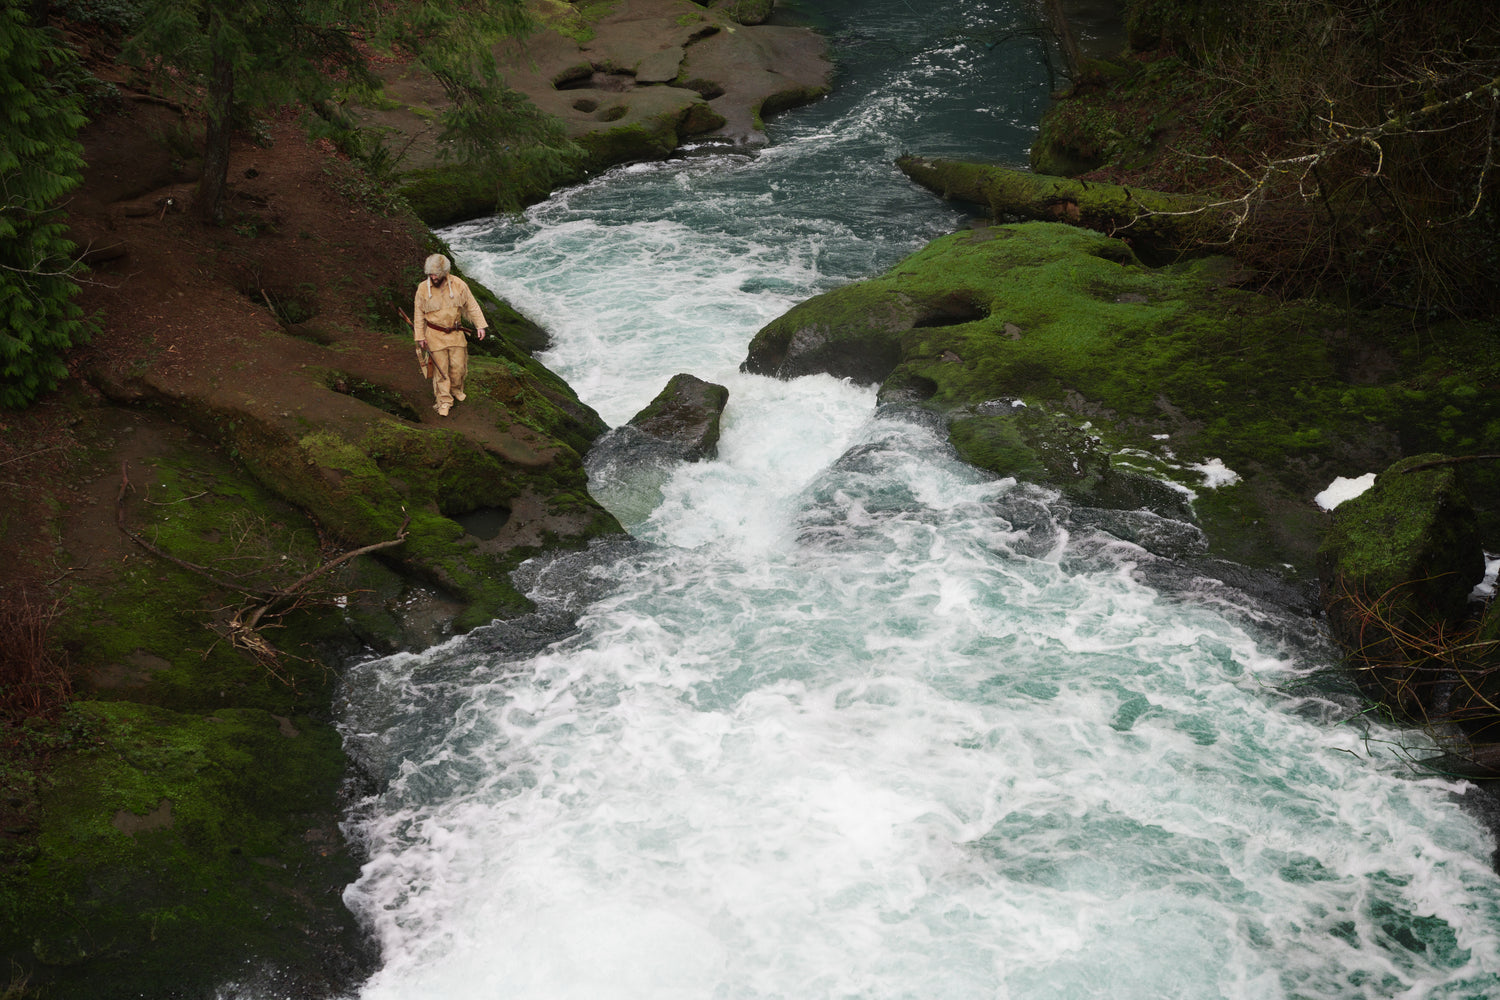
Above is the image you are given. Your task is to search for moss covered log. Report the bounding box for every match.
[896,156,1226,260]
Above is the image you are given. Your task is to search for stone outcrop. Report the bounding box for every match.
[6,103,627,995]
[627,372,731,462]
[365,0,832,225]
[583,373,730,528]
[742,219,1478,578]
[1318,455,1494,744]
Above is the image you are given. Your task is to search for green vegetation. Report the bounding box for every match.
[118,0,565,223]
[0,4,96,408]
[1317,456,1499,758]
[0,439,377,997]
[745,221,1499,571]
[534,0,618,44]
[398,147,589,227]
[883,0,1500,764]
[706,0,774,26]
[1040,0,1500,317]
[2,700,365,1000]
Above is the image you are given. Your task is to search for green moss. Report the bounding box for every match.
[1319,456,1484,609]
[535,0,618,43]
[577,117,682,165]
[896,157,1220,259]
[397,146,589,227]
[54,450,347,715]
[0,701,364,999]
[746,221,1500,570]
[716,0,774,26]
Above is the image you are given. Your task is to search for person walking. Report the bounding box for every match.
[413,253,488,416]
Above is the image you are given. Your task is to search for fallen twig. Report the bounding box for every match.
[115,460,410,673]
[0,445,66,468]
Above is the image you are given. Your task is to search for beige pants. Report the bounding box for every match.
[430,345,468,407]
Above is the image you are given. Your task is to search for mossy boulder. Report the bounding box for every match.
[1,702,368,999]
[395,148,591,229]
[1317,454,1488,724]
[628,372,730,462]
[744,220,1497,575]
[1319,456,1485,628]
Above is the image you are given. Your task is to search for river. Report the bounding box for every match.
[333,1,1500,997]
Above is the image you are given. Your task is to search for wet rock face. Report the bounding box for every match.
[365,0,833,225]
[738,219,1492,576]
[627,372,731,462]
[1318,454,1491,730]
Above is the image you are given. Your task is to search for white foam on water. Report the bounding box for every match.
[452,206,816,427]
[343,415,1500,1000]
[337,3,1500,997]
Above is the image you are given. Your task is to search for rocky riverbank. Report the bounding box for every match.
[0,3,831,997]
[4,1,1497,996]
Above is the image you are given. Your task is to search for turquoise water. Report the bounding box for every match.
[332,3,1500,998]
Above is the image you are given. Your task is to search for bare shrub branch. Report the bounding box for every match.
[0,588,72,720]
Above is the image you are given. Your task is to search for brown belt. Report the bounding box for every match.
[424,321,454,333]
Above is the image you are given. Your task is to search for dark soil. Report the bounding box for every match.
[0,86,444,1000]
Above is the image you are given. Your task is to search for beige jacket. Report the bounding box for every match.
[413,275,488,351]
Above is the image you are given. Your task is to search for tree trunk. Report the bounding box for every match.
[195,20,235,224]
[1045,0,1083,81]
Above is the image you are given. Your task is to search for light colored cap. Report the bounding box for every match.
[424,253,451,276]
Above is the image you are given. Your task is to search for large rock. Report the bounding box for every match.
[5,114,627,996]
[366,0,832,224]
[511,0,830,148]
[1318,454,1488,726]
[584,374,729,527]
[627,372,731,462]
[742,220,1493,576]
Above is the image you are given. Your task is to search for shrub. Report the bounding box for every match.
[0,588,72,720]
[0,6,96,408]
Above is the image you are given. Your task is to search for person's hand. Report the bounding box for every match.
[476,328,487,341]
[417,339,428,351]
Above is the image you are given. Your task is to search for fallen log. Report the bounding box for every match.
[896,156,1229,258]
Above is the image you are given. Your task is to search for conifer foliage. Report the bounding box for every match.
[123,0,554,224]
[0,1,93,409]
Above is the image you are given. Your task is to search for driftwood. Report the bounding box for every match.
[115,460,409,671]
